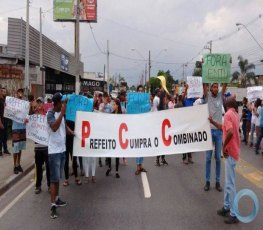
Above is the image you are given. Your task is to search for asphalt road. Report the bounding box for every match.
[0,143,262,230]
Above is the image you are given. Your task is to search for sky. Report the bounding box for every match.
[0,0,263,86]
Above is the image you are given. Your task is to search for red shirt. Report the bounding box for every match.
[223,108,240,160]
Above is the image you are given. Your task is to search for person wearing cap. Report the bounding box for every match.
[12,88,27,174]
[47,92,74,219]
[203,83,227,192]
[33,97,50,194]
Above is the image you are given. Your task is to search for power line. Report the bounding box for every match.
[87,23,106,55]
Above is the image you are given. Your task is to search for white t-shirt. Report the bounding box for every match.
[47,110,66,154]
[256,106,261,127]
[152,96,160,112]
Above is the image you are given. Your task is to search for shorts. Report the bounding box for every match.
[136,157,144,165]
[13,141,26,153]
[49,152,65,183]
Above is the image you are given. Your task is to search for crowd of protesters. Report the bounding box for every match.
[0,81,262,224]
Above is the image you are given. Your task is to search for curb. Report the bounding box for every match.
[0,162,34,197]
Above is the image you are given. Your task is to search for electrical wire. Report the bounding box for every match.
[87,22,106,55]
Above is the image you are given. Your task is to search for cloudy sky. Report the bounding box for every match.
[0,0,263,86]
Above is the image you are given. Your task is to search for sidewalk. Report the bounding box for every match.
[0,139,35,196]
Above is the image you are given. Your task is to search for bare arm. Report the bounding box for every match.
[208,116,222,130]
[221,83,227,95]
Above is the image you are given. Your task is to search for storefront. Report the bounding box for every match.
[0,18,83,97]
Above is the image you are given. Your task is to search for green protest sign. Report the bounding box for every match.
[202,53,231,83]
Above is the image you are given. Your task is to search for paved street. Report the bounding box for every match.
[0,142,262,230]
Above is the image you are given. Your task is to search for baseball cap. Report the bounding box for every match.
[36,97,44,103]
[52,92,64,103]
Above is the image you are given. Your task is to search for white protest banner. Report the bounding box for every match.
[73,104,212,157]
[4,96,30,123]
[187,76,203,98]
[247,86,263,102]
[26,114,49,145]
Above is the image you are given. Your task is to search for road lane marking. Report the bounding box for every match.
[0,181,34,219]
[141,172,151,198]
[236,158,263,189]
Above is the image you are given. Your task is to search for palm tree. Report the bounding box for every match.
[231,56,256,87]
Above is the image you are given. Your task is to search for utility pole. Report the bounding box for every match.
[148,50,151,91]
[75,0,80,94]
[144,63,147,87]
[204,40,212,54]
[40,7,44,97]
[107,40,110,93]
[25,0,30,96]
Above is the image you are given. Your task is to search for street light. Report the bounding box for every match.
[236,22,263,52]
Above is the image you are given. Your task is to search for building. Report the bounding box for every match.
[0,18,83,97]
[80,72,106,94]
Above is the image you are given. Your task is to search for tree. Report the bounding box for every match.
[231,56,256,87]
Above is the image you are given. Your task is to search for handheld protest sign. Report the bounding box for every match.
[202,53,231,83]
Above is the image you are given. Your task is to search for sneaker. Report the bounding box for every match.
[116,173,120,179]
[224,216,239,224]
[155,160,161,167]
[161,159,168,165]
[188,158,194,164]
[4,150,11,155]
[55,198,67,207]
[0,152,3,157]
[92,176,96,183]
[35,187,41,194]
[50,205,58,219]
[17,165,23,173]
[14,167,19,174]
[215,182,223,192]
[204,181,210,191]
[217,207,230,217]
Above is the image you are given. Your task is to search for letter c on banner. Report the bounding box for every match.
[162,119,171,146]
[119,123,128,149]
[81,121,91,148]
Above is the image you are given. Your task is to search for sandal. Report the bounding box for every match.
[84,177,89,184]
[140,168,147,172]
[75,178,82,185]
[135,170,140,175]
[63,180,69,186]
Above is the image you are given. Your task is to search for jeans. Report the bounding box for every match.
[83,157,96,177]
[250,123,256,144]
[49,152,65,183]
[206,129,222,183]
[255,126,263,152]
[224,156,237,217]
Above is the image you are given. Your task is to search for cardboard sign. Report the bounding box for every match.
[66,95,93,121]
[4,96,30,123]
[26,114,49,145]
[187,76,203,98]
[127,93,150,114]
[73,104,212,157]
[247,86,263,102]
[202,53,231,83]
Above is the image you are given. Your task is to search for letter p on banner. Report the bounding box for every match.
[82,121,91,147]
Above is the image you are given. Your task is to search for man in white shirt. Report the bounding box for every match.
[47,92,74,219]
[152,88,160,112]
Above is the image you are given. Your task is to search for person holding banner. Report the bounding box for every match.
[135,85,148,175]
[208,98,240,224]
[204,83,227,192]
[12,88,27,174]
[105,98,122,178]
[47,92,74,219]
[33,97,50,194]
